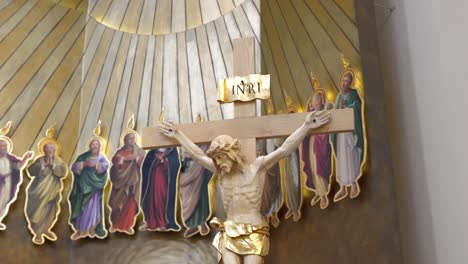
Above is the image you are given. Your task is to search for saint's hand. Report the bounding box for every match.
[158,121,177,138]
[305,110,331,129]
[85,160,96,167]
[23,151,34,161]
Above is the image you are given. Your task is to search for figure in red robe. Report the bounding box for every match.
[139,148,181,231]
[108,133,146,234]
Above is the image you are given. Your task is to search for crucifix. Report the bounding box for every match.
[142,37,354,264]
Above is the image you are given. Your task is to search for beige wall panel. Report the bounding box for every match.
[277,0,343,90]
[0,5,69,90]
[102,0,129,30]
[162,34,179,122]
[0,0,28,26]
[214,18,234,76]
[332,0,356,22]
[31,61,83,151]
[137,35,156,131]
[10,29,84,153]
[89,0,113,22]
[176,32,192,124]
[205,22,233,119]
[195,26,222,120]
[186,29,208,122]
[120,35,148,135]
[148,35,163,127]
[219,0,235,14]
[108,34,138,154]
[268,0,313,108]
[138,0,157,35]
[186,0,203,30]
[153,0,172,35]
[0,16,86,129]
[96,33,132,153]
[0,0,51,65]
[300,0,360,67]
[171,0,186,34]
[200,0,221,25]
[121,0,144,33]
[0,12,83,118]
[223,12,241,41]
[79,31,124,155]
[82,22,104,81]
[0,0,39,42]
[320,0,359,49]
[57,94,81,164]
[259,30,286,111]
[77,28,115,153]
[261,1,301,107]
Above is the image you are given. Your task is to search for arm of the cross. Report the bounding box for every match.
[142,108,354,149]
[259,110,332,170]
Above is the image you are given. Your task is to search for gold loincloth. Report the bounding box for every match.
[210,217,269,262]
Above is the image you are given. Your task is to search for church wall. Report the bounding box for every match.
[377,0,468,263]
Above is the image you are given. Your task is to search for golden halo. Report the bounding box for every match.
[0,136,13,153]
[86,136,107,153]
[119,130,141,147]
[313,88,327,104]
[37,138,61,156]
[340,69,355,88]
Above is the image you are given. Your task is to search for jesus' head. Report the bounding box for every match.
[206,135,245,176]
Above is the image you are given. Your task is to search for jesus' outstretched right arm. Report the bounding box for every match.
[158,121,216,173]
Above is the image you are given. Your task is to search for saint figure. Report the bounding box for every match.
[179,145,213,237]
[332,70,365,201]
[140,148,181,231]
[301,90,333,209]
[0,134,33,230]
[69,138,109,239]
[108,132,146,234]
[25,135,67,244]
[260,139,282,228]
[280,105,303,222]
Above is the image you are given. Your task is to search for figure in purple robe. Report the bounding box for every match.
[0,138,33,230]
[301,91,333,209]
[69,139,109,240]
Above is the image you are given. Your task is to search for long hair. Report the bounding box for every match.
[206,135,246,173]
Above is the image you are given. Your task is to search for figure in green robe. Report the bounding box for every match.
[332,71,365,201]
[69,139,109,240]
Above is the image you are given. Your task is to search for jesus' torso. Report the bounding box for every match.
[218,159,267,226]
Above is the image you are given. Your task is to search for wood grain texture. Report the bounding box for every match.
[142,109,354,148]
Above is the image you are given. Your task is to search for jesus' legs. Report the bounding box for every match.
[222,248,241,264]
[244,255,263,264]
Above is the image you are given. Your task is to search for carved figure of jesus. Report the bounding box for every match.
[158,110,331,264]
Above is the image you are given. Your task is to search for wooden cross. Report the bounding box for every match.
[142,37,354,161]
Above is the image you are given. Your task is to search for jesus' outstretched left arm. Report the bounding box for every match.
[258,110,331,171]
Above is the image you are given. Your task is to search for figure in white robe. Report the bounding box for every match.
[332,71,365,201]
